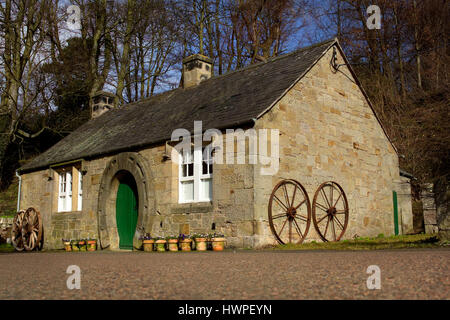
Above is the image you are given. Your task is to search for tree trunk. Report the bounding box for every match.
[413,0,422,90]
[0,115,12,190]
[393,4,406,99]
[116,0,135,105]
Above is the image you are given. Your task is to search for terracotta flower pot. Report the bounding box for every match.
[179,239,192,251]
[195,238,207,251]
[212,237,226,251]
[71,242,79,251]
[64,241,72,252]
[87,240,97,251]
[78,240,87,251]
[168,239,179,252]
[143,239,155,252]
[155,240,167,252]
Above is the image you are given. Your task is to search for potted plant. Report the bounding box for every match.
[78,239,87,251]
[166,235,179,252]
[62,238,72,252]
[154,237,167,252]
[140,233,154,252]
[71,240,79,252]
[211,233,226,251]
[193,234,208,251]
[87,238,97,251]
[179,234,192,252]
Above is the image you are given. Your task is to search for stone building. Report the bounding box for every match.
[17,39,413,250]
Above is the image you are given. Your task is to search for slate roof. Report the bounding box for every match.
[20,39,336,173]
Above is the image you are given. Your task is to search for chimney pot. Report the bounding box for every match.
[182,54,213,88]
[91,91,116,119]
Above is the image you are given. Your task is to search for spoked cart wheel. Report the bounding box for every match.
[12,210,25,251]
[22,207,44,251]
[312,181,349,242]
[268,179,311,244]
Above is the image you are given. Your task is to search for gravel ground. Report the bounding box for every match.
[0,248,448,300]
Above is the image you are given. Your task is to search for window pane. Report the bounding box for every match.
[188,163,194,176]
[181,181,194,202]
[200,178,212,201]
[202,161,207,175]
[203,146,212,161]
[78,172,82,211]
[67,172,72,194]
[209,163,213,174]
[182,149,193,164]
[182,164,187,177]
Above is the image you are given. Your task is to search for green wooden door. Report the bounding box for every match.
[116,183,138,249]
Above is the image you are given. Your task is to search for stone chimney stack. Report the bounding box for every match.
[91,91,116,119]
[182,54,213,88]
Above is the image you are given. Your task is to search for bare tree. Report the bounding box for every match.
[0,0,54,188]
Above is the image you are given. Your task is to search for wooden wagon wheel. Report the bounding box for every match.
[268,179,311,244]
[12,210,25,251]
[22,207,43,251]
[312,181,349,242]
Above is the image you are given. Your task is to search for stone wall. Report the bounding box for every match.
[0,217,13,244]
[20,142,256,249]
[435,182,450,240]
[49,211,97,249]
[20,169,55,247]
[421,183,439,234]
[252,44,404,246]
[138,144,256,248]
[19,159,108,249]
[421,181,450,239]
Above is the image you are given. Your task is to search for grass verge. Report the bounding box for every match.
[270,234,441,251]
[0,179,18,217]
[0,243,15,253]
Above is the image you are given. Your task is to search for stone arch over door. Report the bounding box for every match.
[97,152,154,249]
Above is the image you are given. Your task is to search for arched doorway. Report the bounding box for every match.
[97,152,155,250]
[115,171,138,249]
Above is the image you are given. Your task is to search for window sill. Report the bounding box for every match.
[54,210,83,215]
[51,211,83,221]
[171,202,213,214]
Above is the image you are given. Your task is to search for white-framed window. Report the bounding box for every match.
[200,146,213,201]
[179,146,213,203]
[58,171,72,212]
[77,169,83,211]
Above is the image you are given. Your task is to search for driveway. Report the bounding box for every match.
[0,248,448,299]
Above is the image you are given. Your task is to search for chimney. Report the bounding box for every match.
[91,91,116,119]
[182,54,213,88]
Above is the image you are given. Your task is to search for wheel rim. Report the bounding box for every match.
[268,179,311,244]
[12,210,25,251]
[312,181,349,242]
[22,208,43,251]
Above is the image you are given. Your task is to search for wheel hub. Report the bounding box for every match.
[327,207,337,216]
[287,207,297,219]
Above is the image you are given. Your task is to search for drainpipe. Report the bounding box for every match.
[16,170,22,212]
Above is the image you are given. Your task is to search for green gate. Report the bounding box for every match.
[116,182,138,249]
